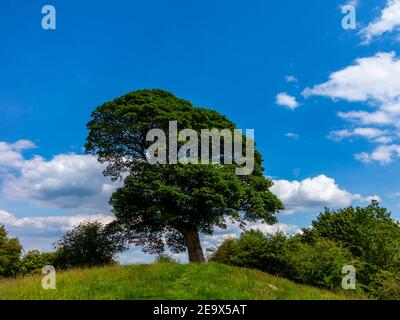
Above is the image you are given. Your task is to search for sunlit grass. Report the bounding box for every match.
[0,263,366,300]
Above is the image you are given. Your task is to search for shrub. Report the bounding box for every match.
[284,237,358,290]
[210,230,358,290]
[210,230,289,273]
[304,203,400,273]
[155,253,178,264]
[372,271,400,300]
[0,225,22,277]
[19,250,56,275]
[54,220,127,269]
[208,237,238,265]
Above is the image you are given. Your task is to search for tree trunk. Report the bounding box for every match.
[182,228,205,263]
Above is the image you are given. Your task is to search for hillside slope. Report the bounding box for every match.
[0,263,363,300]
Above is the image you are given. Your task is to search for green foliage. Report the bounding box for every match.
[0,225,22,277]
[207,237,238,266]
[283,237,358,290]
[154,253,178,264]
[372,271,400,300]
[211,203,400,299]
[303,202,400,293]
[210,230,356,290]
[304,203,400,273]
[54,221,127,269]
[19,250,56,275]
[86,89,283,262]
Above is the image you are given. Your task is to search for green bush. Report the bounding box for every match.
[372,271,400,300]
[0,225,22,277]
[209,230,288,274]
[210,204,400,297]
[54,220,127,269]
[304,203,400,274]
[19,250,56,275]
[155,253,178,264]
[210,230,356,290]
[208,237,239,265]
[284,237,358,290]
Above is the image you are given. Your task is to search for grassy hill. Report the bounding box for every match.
[0,263,364,300]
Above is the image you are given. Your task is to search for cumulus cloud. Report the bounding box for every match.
[0,210,113,235]
[360,0,400,44]
[355,144,400,164]
[276,92,300,110]
[0,209,114,251]
[0,140,36,168]
[303,52,400,164]
[303,52,400,107]
[270,175,376,213]
[0,141,119,213]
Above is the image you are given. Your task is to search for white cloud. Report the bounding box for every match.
[303,52,400,164]
[337,111,394,126]
[248,222,302,235]
[276,92,300,110]
[374,136,394,144]
[285,75,298,83]
[0,210,113,234]
[363,195,381,203]
[328,127,392,143]
[355,144,400,164]
[0,141,119,213]
[0,140,36,168]
[270,175,369,213]
[0,209,114,251]
[285,132,300,139]
[303,52,400,107]
[360,0,400,44]
[340,0,359,9]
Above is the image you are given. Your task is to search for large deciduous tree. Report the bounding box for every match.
[86,89,283,262]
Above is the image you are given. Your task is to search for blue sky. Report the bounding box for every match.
[1,0,400,262]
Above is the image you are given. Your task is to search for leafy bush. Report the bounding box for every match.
[54,220,127,269]
[155,253,178,264]
[208,237,239,266]
[372,271,400,300]
[19,250,56,275]
[210,230,356,290]
[0,225,22,277]
[210,203,400,297]
[284,237,358,290]
[212,230,288,275]
[304,203,400,273]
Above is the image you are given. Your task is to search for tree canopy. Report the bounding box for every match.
[86,89,283,262]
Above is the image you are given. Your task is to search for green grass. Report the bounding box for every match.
[0,263,365,300]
